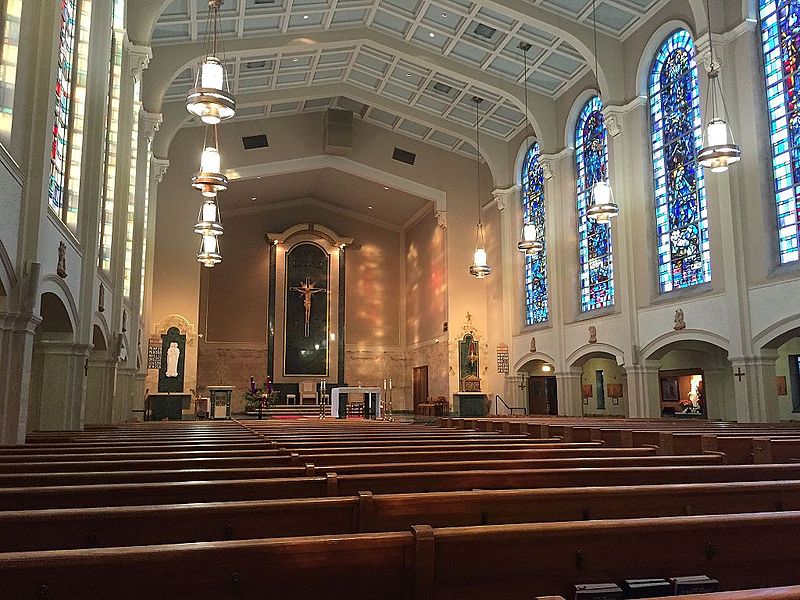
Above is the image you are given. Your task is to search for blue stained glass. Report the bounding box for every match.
[521,142,548,325]
[760,0,800,263]
[649,29,710,292]
[575,95,614,312]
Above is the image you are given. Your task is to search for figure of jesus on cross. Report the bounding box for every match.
[291,277,326,337]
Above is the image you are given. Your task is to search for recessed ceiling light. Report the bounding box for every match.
[251,197,257,201]
[441,11,447,17]
[257,175,262,179]
[405,72,412,77]
[292,57,299,62]
[428,32,435,38]
[303,14,309,19]
[384,186,389,190]
[368,205,373,210]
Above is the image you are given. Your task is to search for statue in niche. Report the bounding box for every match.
[588,325,597,344]
[674,308,686,331]
[530,337,536,353]
[56,241,67,278]
[165,342,180,378]
[98,283,105,313]
[122,310,127,333]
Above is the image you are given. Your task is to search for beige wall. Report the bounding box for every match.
[405,207,446,345]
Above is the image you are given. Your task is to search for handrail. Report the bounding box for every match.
[495,395,527,416]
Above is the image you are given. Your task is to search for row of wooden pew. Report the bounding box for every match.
[1,418,799,598]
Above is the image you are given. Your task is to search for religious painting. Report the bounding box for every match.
[284,242,329,376]
[458,333,479,382]
[158,326,186,393]
[777,376,788,396]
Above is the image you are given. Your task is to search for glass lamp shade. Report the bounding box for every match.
[197,233,222,267]
[586,180,620,223]
[192,145,228,197]
[194,198,223,236]
[698,117,741,173]
[186,57,236,124]
[517,222,543,254]
[469,245,492,278]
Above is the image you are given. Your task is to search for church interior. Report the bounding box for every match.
[3,0,800,597]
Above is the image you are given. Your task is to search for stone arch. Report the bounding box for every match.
[641,329,730,361]
[567,343,625,367]
[38,275,78,334]
[92,312,112,350]
[38,292,75,335]
[635,20,698,98]
[513,351,557,372]
[0,237,16,301]
[753,315,800,352]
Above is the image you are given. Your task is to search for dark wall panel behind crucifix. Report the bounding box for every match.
[284,242,329,376]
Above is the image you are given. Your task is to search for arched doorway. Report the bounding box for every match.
[28,291,89,431]
[517,358,558,415]
[756,322,800,421]
[85,323,117,424]
[644,339,734,420]
[568,347,628,418]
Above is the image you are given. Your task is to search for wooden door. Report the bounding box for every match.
[528,376,548,415]
[412,366,428,413]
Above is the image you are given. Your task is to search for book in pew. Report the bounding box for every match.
[622,578,671,598]
[670,575,719,595]
[574,583,623,599]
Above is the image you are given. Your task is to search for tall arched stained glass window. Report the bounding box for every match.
[522,142,548,325]
[649,29,710,292]
[575,95,614,312]
[48,0,79,217]
[760,0,800,263]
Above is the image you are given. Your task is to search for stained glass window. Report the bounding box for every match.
[123,79,141,299]
[0,0,23,144]
[99,0,124,272]
[649,29,710,291]
[760,0,800,263]
[48,0,79,217]
[575,95,614,311]
[521,142,548,325]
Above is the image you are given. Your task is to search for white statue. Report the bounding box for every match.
[165,342,180,378]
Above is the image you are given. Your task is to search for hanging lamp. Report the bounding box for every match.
[194,197,224,236]
[186,0,235,124]
[697,0,741,173]
[192,125,228,197]
[469,96,492,279]
[197,232,222,267]
[585,0,619,223]
[516,41,544,256]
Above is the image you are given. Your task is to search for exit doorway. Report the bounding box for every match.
[412,366,428,413]
[528,376,558,415]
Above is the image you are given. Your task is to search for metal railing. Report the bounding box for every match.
[495,395,527,416]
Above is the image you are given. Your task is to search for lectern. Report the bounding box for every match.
[207,386,234,419]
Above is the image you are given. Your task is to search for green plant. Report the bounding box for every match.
[243,387,279,412]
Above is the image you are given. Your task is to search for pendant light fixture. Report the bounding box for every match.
[192,125,228,197]
[469,96,492,279]
[697,0,741,173]
[197,232,222,267]
[516,41,544,256]
[194,197,224,236]
[585,0,620,223]
[186,0,235,124]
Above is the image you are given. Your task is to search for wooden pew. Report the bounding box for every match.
[2,480,798,551]
[537,587,800,600]
[2,463,800,510]
[2,512,799,599]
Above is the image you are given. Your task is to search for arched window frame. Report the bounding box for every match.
[649,28,710,292]
[759,0,800,264]
[521,141,548,325]
[575,95,614,312]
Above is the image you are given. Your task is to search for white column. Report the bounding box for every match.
[729,355,780,423]
[625,360,661,418]
[555,367,583,416]
[29,340,93,431]
[84,357,118,424]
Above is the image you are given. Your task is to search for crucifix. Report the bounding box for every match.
[734,367,746,382]
[291,277,326,337]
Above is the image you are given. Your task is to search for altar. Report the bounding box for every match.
[330,387,381,419]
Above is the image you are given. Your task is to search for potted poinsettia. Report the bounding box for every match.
[243,376,279,413]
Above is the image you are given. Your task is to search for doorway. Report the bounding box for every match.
[528,376,557,415]
[659,369,706,418]
[412,366,428,413]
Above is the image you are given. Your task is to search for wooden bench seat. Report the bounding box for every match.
[0,454,722,487]
[2,463,799,510]
[1,480,797,551]
[2,512,799,600]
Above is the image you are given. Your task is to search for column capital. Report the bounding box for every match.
[434,209,447,229]
[126,38,152,79]
[602,97,647,138]
[151,157,170,184]
[492,185,518,211]
[142,111,162,142]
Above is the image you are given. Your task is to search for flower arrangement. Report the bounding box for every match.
[244,375,279,412]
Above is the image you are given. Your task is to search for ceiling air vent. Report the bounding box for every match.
[432,82,452,95]
[474,23,497,39]
[245,60,267,70]
[392,147,416,166]
[242,134,268,150]
[254,0,276,4]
